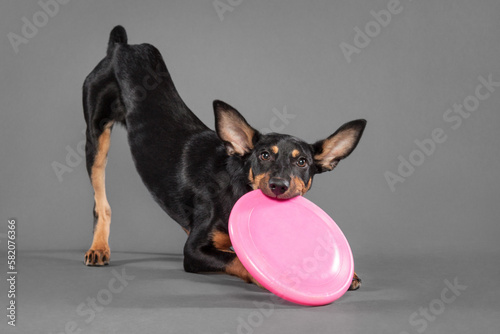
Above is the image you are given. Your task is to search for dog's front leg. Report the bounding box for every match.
[224,256,264,288]
[183,228,263,288]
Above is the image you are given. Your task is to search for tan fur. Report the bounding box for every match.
[218,111,255,155]
[350,272,362,290]
[289,176,312,196]
[292,149,300,158]
[304,177,312,193]
[271,145,279,154]
[252,172,270,190]
[248,167,254,184]
[85,123,113,266]
[225,257,263,288]
[212,230,234,253]
[315,128,359,170]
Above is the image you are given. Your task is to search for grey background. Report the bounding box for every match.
[0,0,499,333]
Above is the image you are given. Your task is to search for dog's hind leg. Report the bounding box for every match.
[82,73,124,266]
[84,122,113,266]
[82,26,129,266]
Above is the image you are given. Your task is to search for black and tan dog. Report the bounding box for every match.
[83,26,366,290]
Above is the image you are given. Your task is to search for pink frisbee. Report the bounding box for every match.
[229,190,354,306]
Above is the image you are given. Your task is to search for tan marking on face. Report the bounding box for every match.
[85,122,114,265]
[248,167,254,184]
[182,227,190,236]
[253,172,270,191]
[271,145,279,154]
[289,176,311,196]
[292,149,300,158]
[304,177,312,193]
[212,230,234,253]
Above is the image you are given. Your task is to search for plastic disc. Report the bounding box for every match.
[229,190,354,306]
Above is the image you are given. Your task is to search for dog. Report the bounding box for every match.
[82,26,366,290]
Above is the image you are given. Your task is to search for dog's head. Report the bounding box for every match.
[214,100,366,199]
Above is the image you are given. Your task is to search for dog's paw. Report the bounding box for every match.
[240,267,266,289]
[84,248,110,266]
[248,275,266,290]
[348,272,362,291]
[226,257,266,290]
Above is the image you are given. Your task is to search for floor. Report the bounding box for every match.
[1,250,498,334]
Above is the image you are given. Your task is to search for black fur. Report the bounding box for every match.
[83,26,366,287]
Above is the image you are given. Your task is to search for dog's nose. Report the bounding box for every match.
[269,177,289,196]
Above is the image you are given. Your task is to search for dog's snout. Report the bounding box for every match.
[269,177,289,196]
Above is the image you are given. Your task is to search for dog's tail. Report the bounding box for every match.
[107,25,128,55]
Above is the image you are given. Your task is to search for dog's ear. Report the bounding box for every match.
[214,100,257,156]
[312,119,366,173]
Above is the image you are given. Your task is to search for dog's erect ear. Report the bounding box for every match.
[313,119,366,173]
[214,100,257,156]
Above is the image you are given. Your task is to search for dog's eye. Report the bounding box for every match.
[297,158,308,167]
[260,151,270,161]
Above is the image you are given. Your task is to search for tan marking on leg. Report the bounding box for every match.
[85,123,113,266]
[226,257,264,288]
[211,230,234,253]
[270,145,279,154]
[292,149,300,158]
[182,227,190,236]
[349,271,362,290]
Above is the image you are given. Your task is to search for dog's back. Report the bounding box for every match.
[83,26,223,226]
